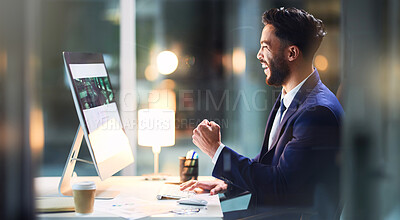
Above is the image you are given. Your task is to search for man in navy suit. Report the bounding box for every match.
[181,7,343,219]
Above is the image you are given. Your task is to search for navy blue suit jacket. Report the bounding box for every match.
[213,70,343,217]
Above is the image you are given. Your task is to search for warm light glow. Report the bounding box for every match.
[315,55,329,71]
[232,48,246,74]
[148,89,176,111]
[222,53,233,73]
[144,65,159,81]
[138,109,175,147]
[156,51,178,75]
[160,79,176,90]
[30,107,45,155]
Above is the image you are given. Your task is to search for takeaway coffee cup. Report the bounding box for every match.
[72,181,96,215]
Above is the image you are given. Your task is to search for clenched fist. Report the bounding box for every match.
[192,119,222,158]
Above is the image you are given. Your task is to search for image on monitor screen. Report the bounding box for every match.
[74,76,114,110]
[69,63,124,134]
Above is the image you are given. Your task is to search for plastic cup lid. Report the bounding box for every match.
[72,181,96,190]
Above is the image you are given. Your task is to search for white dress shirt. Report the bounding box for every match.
[212,69,316,164]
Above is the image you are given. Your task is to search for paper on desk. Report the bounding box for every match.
[95,195,175,219]
[36,197,75,213]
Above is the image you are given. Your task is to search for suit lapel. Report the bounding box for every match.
[268,104,298,151]
[259,94,281,161]
[263,70,321,156]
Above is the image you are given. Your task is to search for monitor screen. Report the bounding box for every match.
[63,52,134,180]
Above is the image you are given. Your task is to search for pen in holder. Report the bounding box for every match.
[179,156,199,183]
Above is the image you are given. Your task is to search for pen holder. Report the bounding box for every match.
[179,156,198,183]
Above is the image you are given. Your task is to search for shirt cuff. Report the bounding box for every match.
[212,143,225,164]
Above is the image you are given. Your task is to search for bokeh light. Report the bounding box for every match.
[144,65,159,81]
[30,107,45,155]
[156,51,178,75]
[184,56,195,67]
[315,55,329,71]
[160,79,176,90]
[232,48,246,74]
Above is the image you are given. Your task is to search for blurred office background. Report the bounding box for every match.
[0,0,399,219]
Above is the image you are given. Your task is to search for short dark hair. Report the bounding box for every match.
[262,7,326,58]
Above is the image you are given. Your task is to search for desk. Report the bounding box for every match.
[35,176,223,219]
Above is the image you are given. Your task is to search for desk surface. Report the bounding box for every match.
[35,176,223,219]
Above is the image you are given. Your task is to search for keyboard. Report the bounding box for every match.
[156,183,196,200]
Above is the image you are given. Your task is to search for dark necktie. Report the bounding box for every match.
[279,99,286,122]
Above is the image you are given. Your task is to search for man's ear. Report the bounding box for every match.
[287,45,300,62]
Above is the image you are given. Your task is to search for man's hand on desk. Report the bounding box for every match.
[180,179,228,195]
[192,119,221,158]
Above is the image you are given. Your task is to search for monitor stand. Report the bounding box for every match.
[58,125,119,199]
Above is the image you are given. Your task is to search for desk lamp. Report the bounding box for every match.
[138,109,175,180]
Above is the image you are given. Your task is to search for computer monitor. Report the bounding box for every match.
[59,52,134,198]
